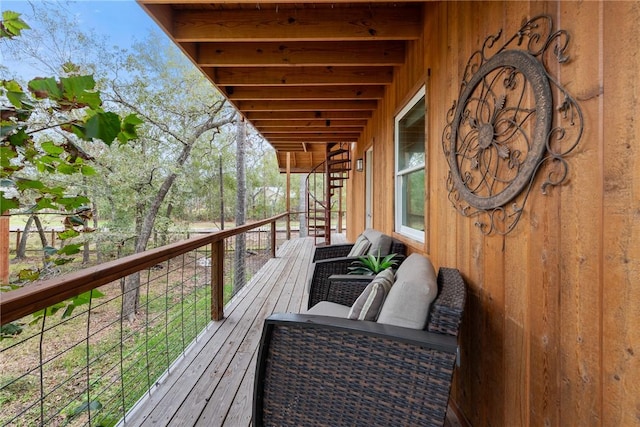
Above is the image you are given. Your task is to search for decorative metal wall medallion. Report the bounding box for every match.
[442,15,583,235]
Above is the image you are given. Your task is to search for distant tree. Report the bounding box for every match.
[15,214,47,260]
[0,10,140,283]
[234,118,247,293]
[103,32,237,319]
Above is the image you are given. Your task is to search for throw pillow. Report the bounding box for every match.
[367,233,393,256]
[377,254,438,329]
[347,234,371,257]
[348,268,395,321]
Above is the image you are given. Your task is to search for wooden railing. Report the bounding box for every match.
[0,213,290,426]
[1,213,289,325]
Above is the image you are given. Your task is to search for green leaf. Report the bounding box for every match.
[6,127,30,146]
[52,257,74,266]
[34,197,57,210]
[18,269,40,281]
[62,305,76,318]
[57,163,79,174]
[57,243,82,255]
[28,77,63,99]
[81,165,96,176]
[56,195,90,210]
[15,178,45,191]
[90,289,105,299]
[40,141,64,155]
[58,229,80,240]
[85,112,121,144]
[2,80,31,109]
[60,122,87,140]
[0,283,21,292]
[118,113,143,143]
[0,322,23,339]
[67,400,103,418]
[1,10,31,37]
[60,75,101,109]
[0,193,19,212]
[0,147,17,167]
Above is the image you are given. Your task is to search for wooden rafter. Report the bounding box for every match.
[138,1,422,171]
[195,41,406,67]
[206,66,394,86]
[171,7,422,42]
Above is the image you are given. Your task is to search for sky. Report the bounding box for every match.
[1,0,161,79]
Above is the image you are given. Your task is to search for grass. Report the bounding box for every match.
[0,269,213,426]
[1,225,278,426]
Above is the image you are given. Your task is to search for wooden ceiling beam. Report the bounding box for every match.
[263,133,359,140]
[246,110,373,120]
[257,126,362,133]
[194,41,405,67]
[252,119,368,127]
[141,0,425,4]
[206,66,393,86]
[237,100,377,111]
[224,85,385,100]
[172,7,422,42]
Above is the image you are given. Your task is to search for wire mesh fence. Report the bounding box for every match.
[0,218,291,426]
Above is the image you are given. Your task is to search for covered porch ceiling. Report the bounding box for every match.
[137,0,423,172]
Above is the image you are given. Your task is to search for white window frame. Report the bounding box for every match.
[394,86,426,242]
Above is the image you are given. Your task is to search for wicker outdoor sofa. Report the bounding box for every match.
[253,253,467,427]
[307,229,407,309]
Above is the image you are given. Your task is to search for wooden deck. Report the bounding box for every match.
[122,236,337,426]
[122,235,462,427]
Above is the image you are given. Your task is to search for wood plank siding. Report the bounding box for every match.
[137,1,639,425]
[346,2,640,426]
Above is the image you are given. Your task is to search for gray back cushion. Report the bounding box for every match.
[361,229,393,256]
[377,253,438,329]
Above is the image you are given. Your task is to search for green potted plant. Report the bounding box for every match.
[348,251,398,275]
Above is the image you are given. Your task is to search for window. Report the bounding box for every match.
[395,87,425,242]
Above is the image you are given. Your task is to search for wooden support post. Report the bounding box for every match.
[286,152,291,240]
[211,240,225,321]
[1,213,9,284]
[338,186,343,233]
[270,221,276,258]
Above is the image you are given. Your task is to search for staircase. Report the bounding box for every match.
[306,143,351,246]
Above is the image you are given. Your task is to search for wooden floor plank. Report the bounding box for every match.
[126,238,306,426]
[122,236,345,427]
[194,238,315,425]
[149,250,294,424]
[212,239,313,427]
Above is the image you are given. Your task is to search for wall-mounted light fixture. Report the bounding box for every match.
[355,158,364,172]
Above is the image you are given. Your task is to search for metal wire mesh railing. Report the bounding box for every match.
[0,214,289,426]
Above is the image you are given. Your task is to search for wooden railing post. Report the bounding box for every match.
[211,240,225,321]
[286,153,291,240]
[270,221,276,258]
[1,212,9,284]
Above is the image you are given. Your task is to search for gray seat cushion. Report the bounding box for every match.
[306,301,351,318]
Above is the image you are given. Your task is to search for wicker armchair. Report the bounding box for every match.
[308,230,406,309]
[253,267,466,427]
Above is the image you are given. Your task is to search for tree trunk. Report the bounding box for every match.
[234,118,247,294]
[219,155,224,230]
[15,215,34,259]
[93,201,102,263]
[121,111,236,321]
[33,215,48,248]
